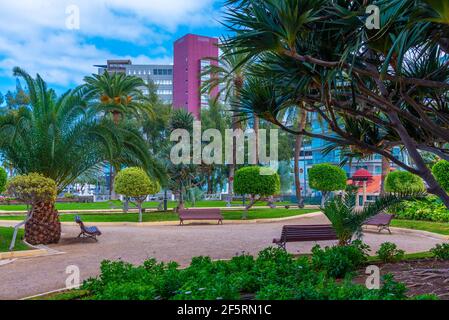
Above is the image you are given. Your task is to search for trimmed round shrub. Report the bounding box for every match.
[384,170,425,193]
[432,160,449,192]
[0,167,7,194]
[7,173,57,205]
[308,164,347,192]
[115,167,160,198]
[115,167,160,222]
[234,166,280,197]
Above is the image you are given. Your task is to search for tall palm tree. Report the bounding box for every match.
[201,45,251,196]
[81,71,154,198]
[0,67,153,244]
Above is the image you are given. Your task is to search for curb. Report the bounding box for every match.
[0,205,320,215]
[0,248,48,260]
[388,226,449,240]
[0,241,65,261]
[46,211,324,227]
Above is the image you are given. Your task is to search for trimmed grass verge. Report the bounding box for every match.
[0,200,293,212]
[0,227,29,252]
[391,219,449,236]
[0,208,317,223]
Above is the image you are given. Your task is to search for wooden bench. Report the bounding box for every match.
[363,213,394,234]
[75,215,102,241]
[178,209,223,225]
[273,225,338,250]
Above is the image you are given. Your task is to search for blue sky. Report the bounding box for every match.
[0,0,228,95]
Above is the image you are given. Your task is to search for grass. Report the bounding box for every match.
[0,208,317,223]
[391,219,449,236]
[30,289,91,301]
[0,227,29,252]
[0,200,293,212]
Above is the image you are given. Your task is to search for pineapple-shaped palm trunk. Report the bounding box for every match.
[25,200,61,245]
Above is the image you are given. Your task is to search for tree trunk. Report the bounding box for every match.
[254,114,259,164]
[123,197,129,213]
[320,191,328,207]
[137,201,143,223]
[380,154,390,195]
[294,109,307,208]
[387,111,449,208]
[112,111,121,125]
[109,165,118,200]
[229,77,243,197]
[25,200,61,245]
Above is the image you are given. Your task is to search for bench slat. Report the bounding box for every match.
[178,209,223,225]
[273,225,338,247]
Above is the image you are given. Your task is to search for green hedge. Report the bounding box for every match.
[81,244,432,300]
[394,196,449,222]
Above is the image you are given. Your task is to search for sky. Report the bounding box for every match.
[0,0,228,95]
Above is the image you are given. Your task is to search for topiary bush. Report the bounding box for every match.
[115,167,160,222]
[384,170,425,193]
[0,167,7,194]
[376,242,405,263]
[308,164,347,206]
[6,173,60,245]
[432,160,449,193]
[234,166,280,217]
[7,173,57,205]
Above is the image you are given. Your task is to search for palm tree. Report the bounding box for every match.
[81,71,154,198]
[322,190,422,246]
[0,67,153,244]
[201,45,251,197]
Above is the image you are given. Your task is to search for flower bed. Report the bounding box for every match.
[79,243,436,300]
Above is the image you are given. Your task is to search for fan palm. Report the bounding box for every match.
[0,67,154,244]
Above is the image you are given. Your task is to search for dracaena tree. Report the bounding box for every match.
[223,0,449,207]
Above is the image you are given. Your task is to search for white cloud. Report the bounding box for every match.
[0,0,222,90]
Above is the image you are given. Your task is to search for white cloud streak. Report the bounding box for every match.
[0,0,221,90]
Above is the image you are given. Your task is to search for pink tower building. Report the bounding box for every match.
[173,34,219,119]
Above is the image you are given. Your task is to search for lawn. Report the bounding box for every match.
[0,208,317,223]
[0,227,29,252]
[0,200,293,212]
[391,219,449,236]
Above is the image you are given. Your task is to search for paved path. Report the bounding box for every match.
[0,214,445,300]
